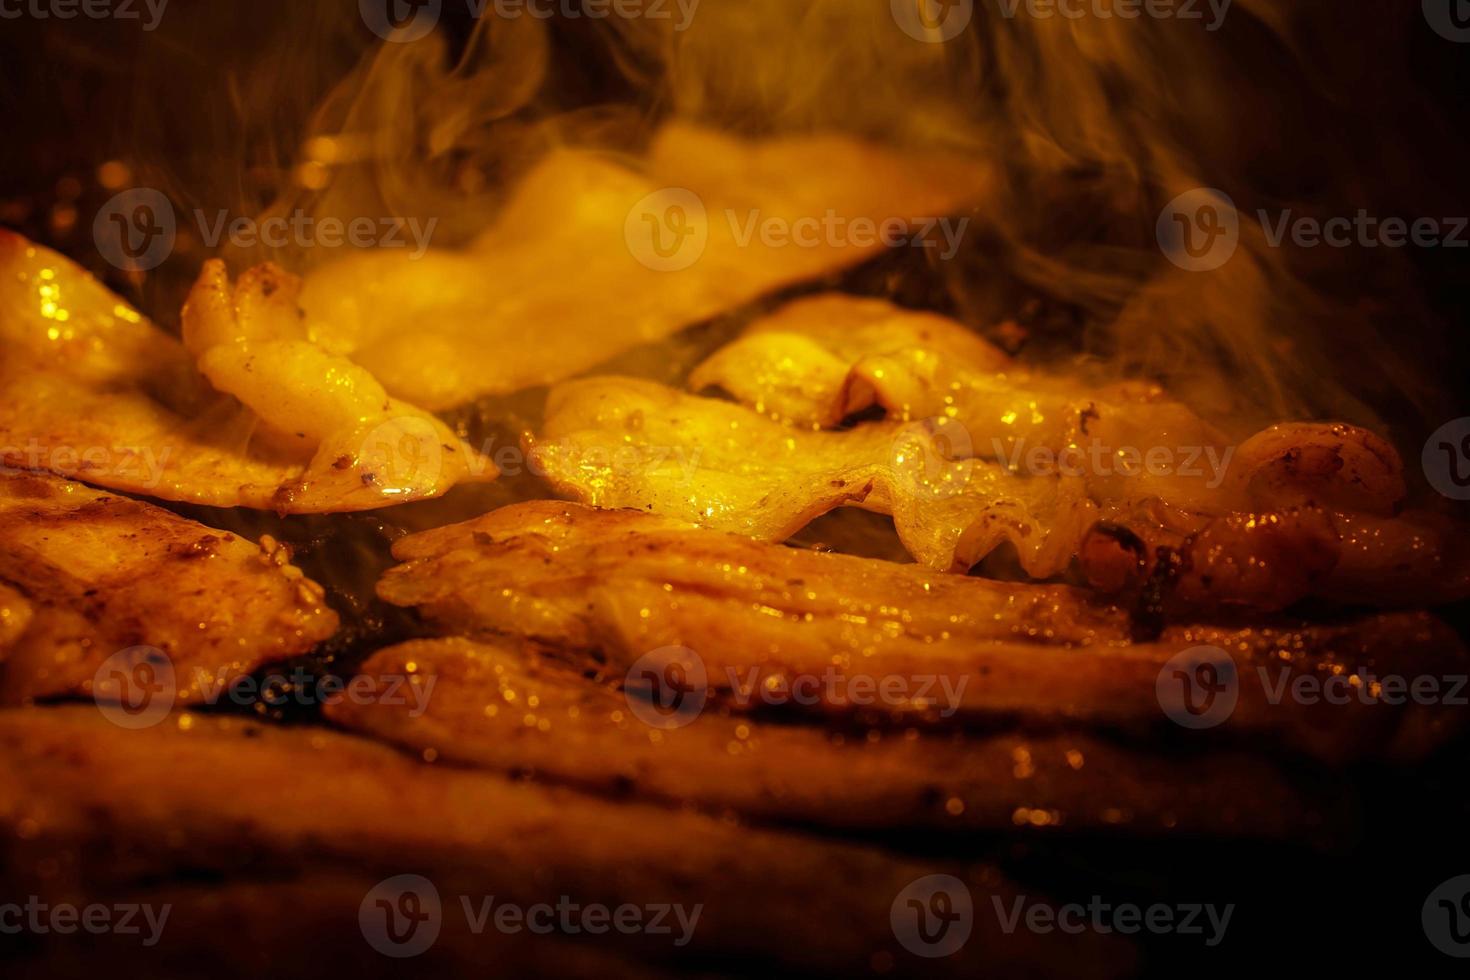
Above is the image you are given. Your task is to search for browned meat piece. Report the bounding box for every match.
[377,502,1468,761]
[0,470,338,703]
[329,638,1355,841]
[0,707,1132,978]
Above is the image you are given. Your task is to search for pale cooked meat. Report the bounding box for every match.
[529,376,1098,577]
[690,294,1226,472]
[0,707,1130,977]
[691,295,1469,611]
[377,502,1467,761]
[297,124,992,410]
[329,638,1354,841]
[693,298,1406,515]
[0,471,338,703]
[0,232,493,512]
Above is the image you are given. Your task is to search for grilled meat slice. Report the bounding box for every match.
[298,124,992,410]
[529,376,1098,578]
[0,707,1131,978]
[0,232,492,512]
[688,294,1465,612]
[377,502,1467,761]
[0,470,338,703]
[329,637,1355,841]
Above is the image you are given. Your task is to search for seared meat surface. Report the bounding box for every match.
[330,637,1354,840]
[377,501,1467,761]
[0,470,338,703]
[0,707,1131,978]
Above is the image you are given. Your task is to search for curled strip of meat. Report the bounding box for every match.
[690,294,1463,615]
[0,234,493,512]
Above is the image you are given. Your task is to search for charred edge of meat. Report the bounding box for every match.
[1132,545,1187,643]
[1079,522,1149,593]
